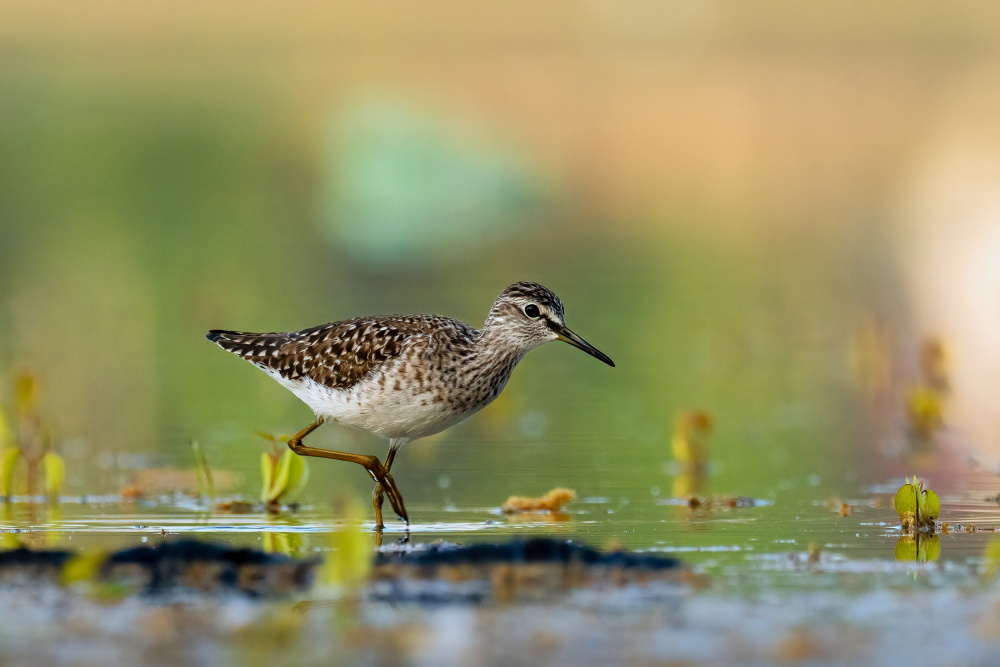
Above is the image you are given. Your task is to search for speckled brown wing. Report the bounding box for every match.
[208,315,464,390]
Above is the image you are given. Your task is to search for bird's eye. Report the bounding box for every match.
[524,304,540,318]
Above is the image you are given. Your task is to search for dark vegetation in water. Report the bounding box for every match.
[0,540,317,596]
[376,538,682,570]
[103,540,318,596]
[0,547,72,581]
[0,537,686,603]
[367,538,688,604]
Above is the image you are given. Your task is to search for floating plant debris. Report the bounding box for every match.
[501,488,575,514]
[215,499,256,513]
[684,495,762,510]
[119,484,144,501]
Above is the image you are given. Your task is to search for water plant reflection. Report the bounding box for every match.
[264,529,304,557]
[894,533,941,563]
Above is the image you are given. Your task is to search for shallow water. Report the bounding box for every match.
[4,474,1000,666]
[4,468,999,594]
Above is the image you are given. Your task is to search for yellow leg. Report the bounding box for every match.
[372,446,400,531]
[286,420,409,527]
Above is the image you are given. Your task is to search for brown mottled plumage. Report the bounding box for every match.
[207,281,614,530]
[209,316,468,391]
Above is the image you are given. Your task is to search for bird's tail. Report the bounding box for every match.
[206,329,290,363]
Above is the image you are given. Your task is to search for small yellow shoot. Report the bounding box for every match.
[907,386,944,438]
[671,410,713,465]
[41,451,64,501]
[1,448,21,499]
[13,371,37,418]
[260,444,310,510]
[191,440,216,501]
[2,371,65,504]
[0,405,12,446]
[260,451,273,498]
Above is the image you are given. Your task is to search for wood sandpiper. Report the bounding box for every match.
[207,281,614,529]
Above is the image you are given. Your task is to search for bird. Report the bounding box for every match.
[206,281,614,530]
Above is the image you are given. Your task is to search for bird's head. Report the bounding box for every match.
[483,281,614,367]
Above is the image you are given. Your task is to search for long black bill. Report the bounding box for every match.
[557,326,615,367]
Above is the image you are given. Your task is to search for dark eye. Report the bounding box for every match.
[524,304,540,318]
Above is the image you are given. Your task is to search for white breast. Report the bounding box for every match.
[257,363,476,442]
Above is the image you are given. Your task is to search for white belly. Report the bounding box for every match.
[262,366,477,441]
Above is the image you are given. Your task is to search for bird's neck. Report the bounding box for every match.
[452,324,530,405]
[474,315,540,364]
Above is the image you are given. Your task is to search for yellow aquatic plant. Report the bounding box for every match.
[894,476,939,531]
[1,371,65,503]
[259,432,310,511]
[671,410,712,498]
[671,410,713,465]
[191,440,216,501]
[0,403,11,447]
[906,337,950,440]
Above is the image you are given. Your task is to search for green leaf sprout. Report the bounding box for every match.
[894,475,939,531]
[259,432,309,512]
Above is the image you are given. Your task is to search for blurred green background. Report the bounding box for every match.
[2,1,1000,511]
